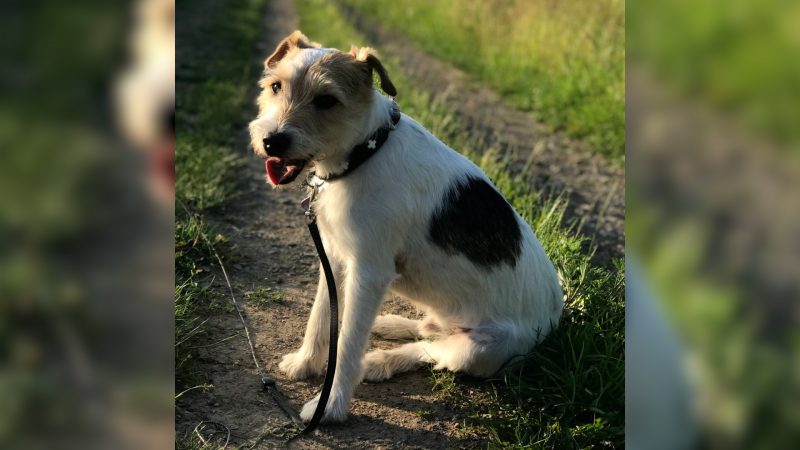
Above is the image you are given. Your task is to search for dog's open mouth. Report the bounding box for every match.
[266,157,306,185]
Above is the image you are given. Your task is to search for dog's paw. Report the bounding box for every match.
[362,350,393,382]
[279,351,324,380]
[300,393,349,423]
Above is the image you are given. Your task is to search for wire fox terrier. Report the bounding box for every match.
[249,31,563,423]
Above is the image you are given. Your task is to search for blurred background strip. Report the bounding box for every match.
[0,0,174,449]
[628,0,800,448]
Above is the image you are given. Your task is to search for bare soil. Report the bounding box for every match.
[176,0,624,448]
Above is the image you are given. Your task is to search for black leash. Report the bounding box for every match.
[299,203,339,434]
[258,190,338,440]
[256,187,337,442]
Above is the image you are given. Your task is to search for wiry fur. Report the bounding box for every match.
[249,32,564,423]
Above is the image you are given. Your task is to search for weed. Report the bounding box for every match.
[430,370,457,399]
[244,286,286,306]
[175,278,208,385]
[176,427,229,450]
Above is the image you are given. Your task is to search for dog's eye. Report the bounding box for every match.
[312,95,338,110]
[271,81,281,94]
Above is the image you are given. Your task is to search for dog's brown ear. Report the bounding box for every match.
[350,47,397,97]
[266,31,320,69]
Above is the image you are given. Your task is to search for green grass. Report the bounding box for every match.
[175,0,267,398]
[340,0,625,160]
[176,0,265,210]
[175,211,222,392]
[296,0,625,447]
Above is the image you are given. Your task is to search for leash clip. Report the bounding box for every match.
[302,174,323,223]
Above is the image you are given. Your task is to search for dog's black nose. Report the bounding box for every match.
[263,132,292,157]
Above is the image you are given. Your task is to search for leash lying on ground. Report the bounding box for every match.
[179,200,338,443]
[252,194,340,440]
[259,194,339,439]
[244,194,340,437]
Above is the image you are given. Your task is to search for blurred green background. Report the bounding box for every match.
[0,1,173,449]
[628,0,800,448]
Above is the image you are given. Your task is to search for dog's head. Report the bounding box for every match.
[249,31,396,186]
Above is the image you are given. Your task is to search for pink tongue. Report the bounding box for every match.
[266,157,286,185]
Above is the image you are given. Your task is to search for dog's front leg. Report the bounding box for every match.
[299,260,393,423]
[279,262,341,380]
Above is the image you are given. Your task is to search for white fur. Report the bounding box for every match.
[260,47,564,423]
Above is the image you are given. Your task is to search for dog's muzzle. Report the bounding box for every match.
[262,131,306,185]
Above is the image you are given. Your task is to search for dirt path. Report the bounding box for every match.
[334,2,624,265]
[177,0,487,447]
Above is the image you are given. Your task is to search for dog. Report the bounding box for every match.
[249,31,563,423]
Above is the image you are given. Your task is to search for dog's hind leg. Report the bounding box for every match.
[372,313,450,340]
[362,341,434,382]
[362,326,523,382]
[371,314,421,340]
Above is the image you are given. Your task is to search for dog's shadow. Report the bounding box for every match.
[286,368,486,448]
[291,415,456,449]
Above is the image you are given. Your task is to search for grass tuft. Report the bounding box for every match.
[244,286,286,306]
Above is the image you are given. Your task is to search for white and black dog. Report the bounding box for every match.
[249,31,563,423]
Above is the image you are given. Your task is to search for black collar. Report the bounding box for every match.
[316,103,401,182]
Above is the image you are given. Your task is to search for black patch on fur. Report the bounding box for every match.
[429,176,522,268]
